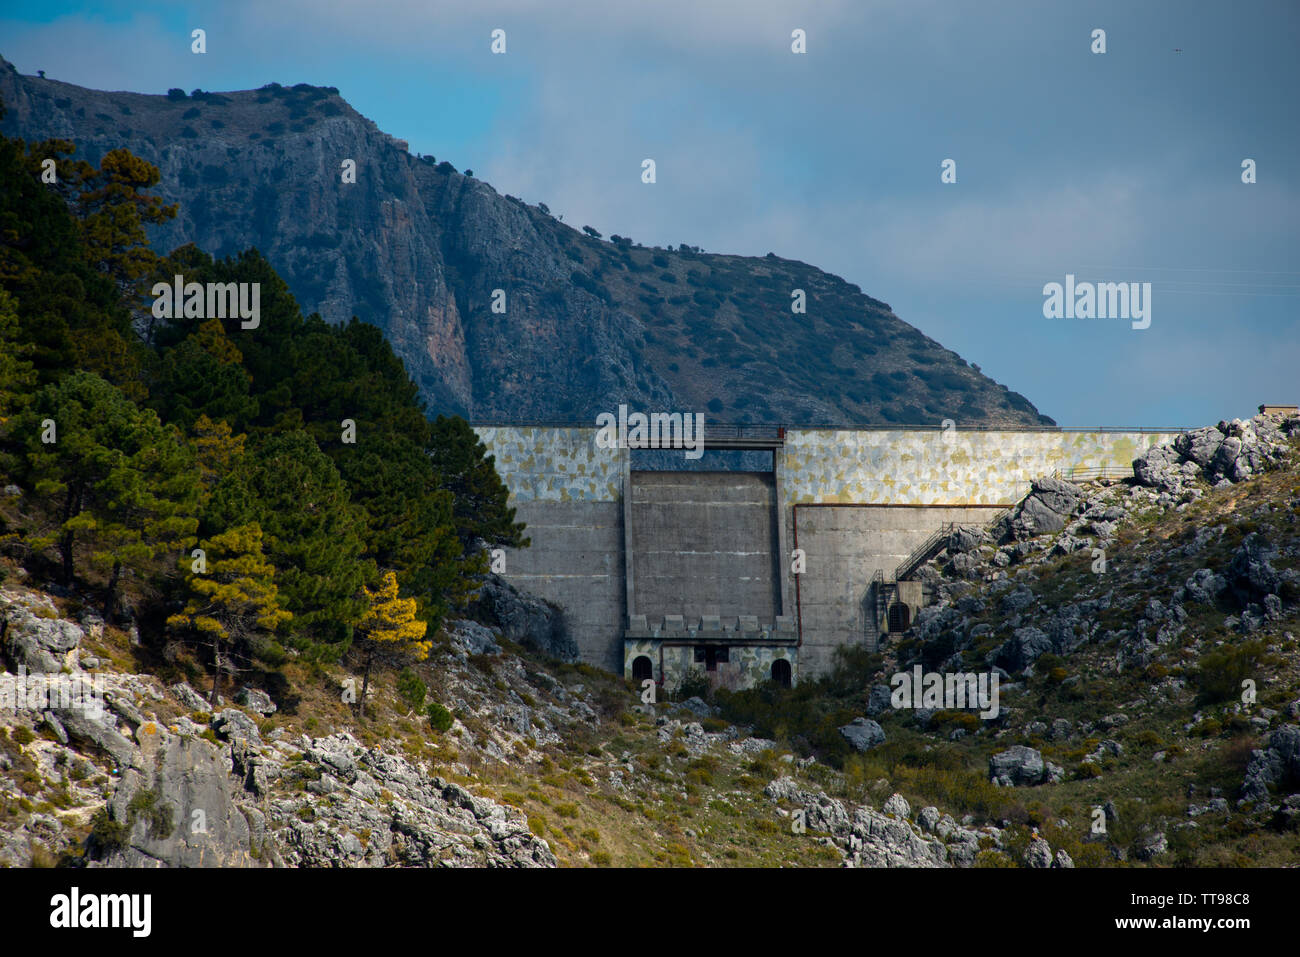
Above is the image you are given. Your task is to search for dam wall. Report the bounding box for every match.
[474,424,1182,684]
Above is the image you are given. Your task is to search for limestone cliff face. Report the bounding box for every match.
[0,56,1053,427]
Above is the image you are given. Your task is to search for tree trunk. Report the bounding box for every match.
[58,485,84,586]
[358,649,374,720]
[103,559,122,623]
[209,641,222,708]
[59,530,75,586]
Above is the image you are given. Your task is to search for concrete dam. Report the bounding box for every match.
[473,424,1182,691]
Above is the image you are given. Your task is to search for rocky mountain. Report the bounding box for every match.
[0,56,1052,428]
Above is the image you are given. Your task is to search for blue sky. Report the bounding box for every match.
[2,0,1297,427]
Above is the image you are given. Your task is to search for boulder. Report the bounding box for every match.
[947,526,986,555]
[212,709,262,746]
[1183,568,1226,605]
[1135,831,1168,861]
[996,626,1054,672]
[839,717,886,752]
[882,793,911,819]
[170,682,211,712]
[1023,837,1054,868]
[96,732,267,868]
[1133,445,1184,494]
[235,687,277,715]
[1227,533,1281,604]
[989,746,1050,787]
[1000,585,1037,614]
[52,703,134,767]
[1241,725,1300,804]
[1018,496,1070,535]
[1029,476,1084,516]
[677,696,716,718]
[764,777,948,867]
[944,553,981,579]
[1175,426,1225,467]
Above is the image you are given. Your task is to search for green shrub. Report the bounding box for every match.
[127,787,174,840]
[1195,640,1265,704]
[672,668,711,702]
[11,726,34,747]
[89,808,130,855]
[396,668,427,713]
[426,702,454,733]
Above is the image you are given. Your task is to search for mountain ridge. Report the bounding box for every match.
[0,56,1055,428]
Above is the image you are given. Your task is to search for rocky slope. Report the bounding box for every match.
[0,56,1051,428]
[0,590,556,867]
[2,571,1072,868]
[861,409,1300,864]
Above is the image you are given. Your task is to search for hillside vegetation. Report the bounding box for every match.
[0,111,521,708]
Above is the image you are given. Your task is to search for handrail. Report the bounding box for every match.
[1062,465,1133,482]
[468,419,1194,434]
[870,569,888,643]
[894,522,956,581]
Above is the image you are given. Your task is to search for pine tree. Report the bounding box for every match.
[150,319,259,431]
[352,570,429,719]
[166,523,291,707]
[428,414,528,550]
[0,288,35,425]
[189,414,246,505]
[73,147,177,297]
[206,430,369,657]
[18,372,199,616]
[0,129,142,394]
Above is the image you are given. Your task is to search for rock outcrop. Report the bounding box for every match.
[1,591,85,674]
[762,776,1059,868]
[0,585,556,868]
[471,575,576,661]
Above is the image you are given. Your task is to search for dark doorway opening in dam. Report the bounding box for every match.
[772,659,792,688]
[631,655,653,682]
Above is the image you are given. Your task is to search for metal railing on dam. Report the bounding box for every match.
[469,419,1195,434]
